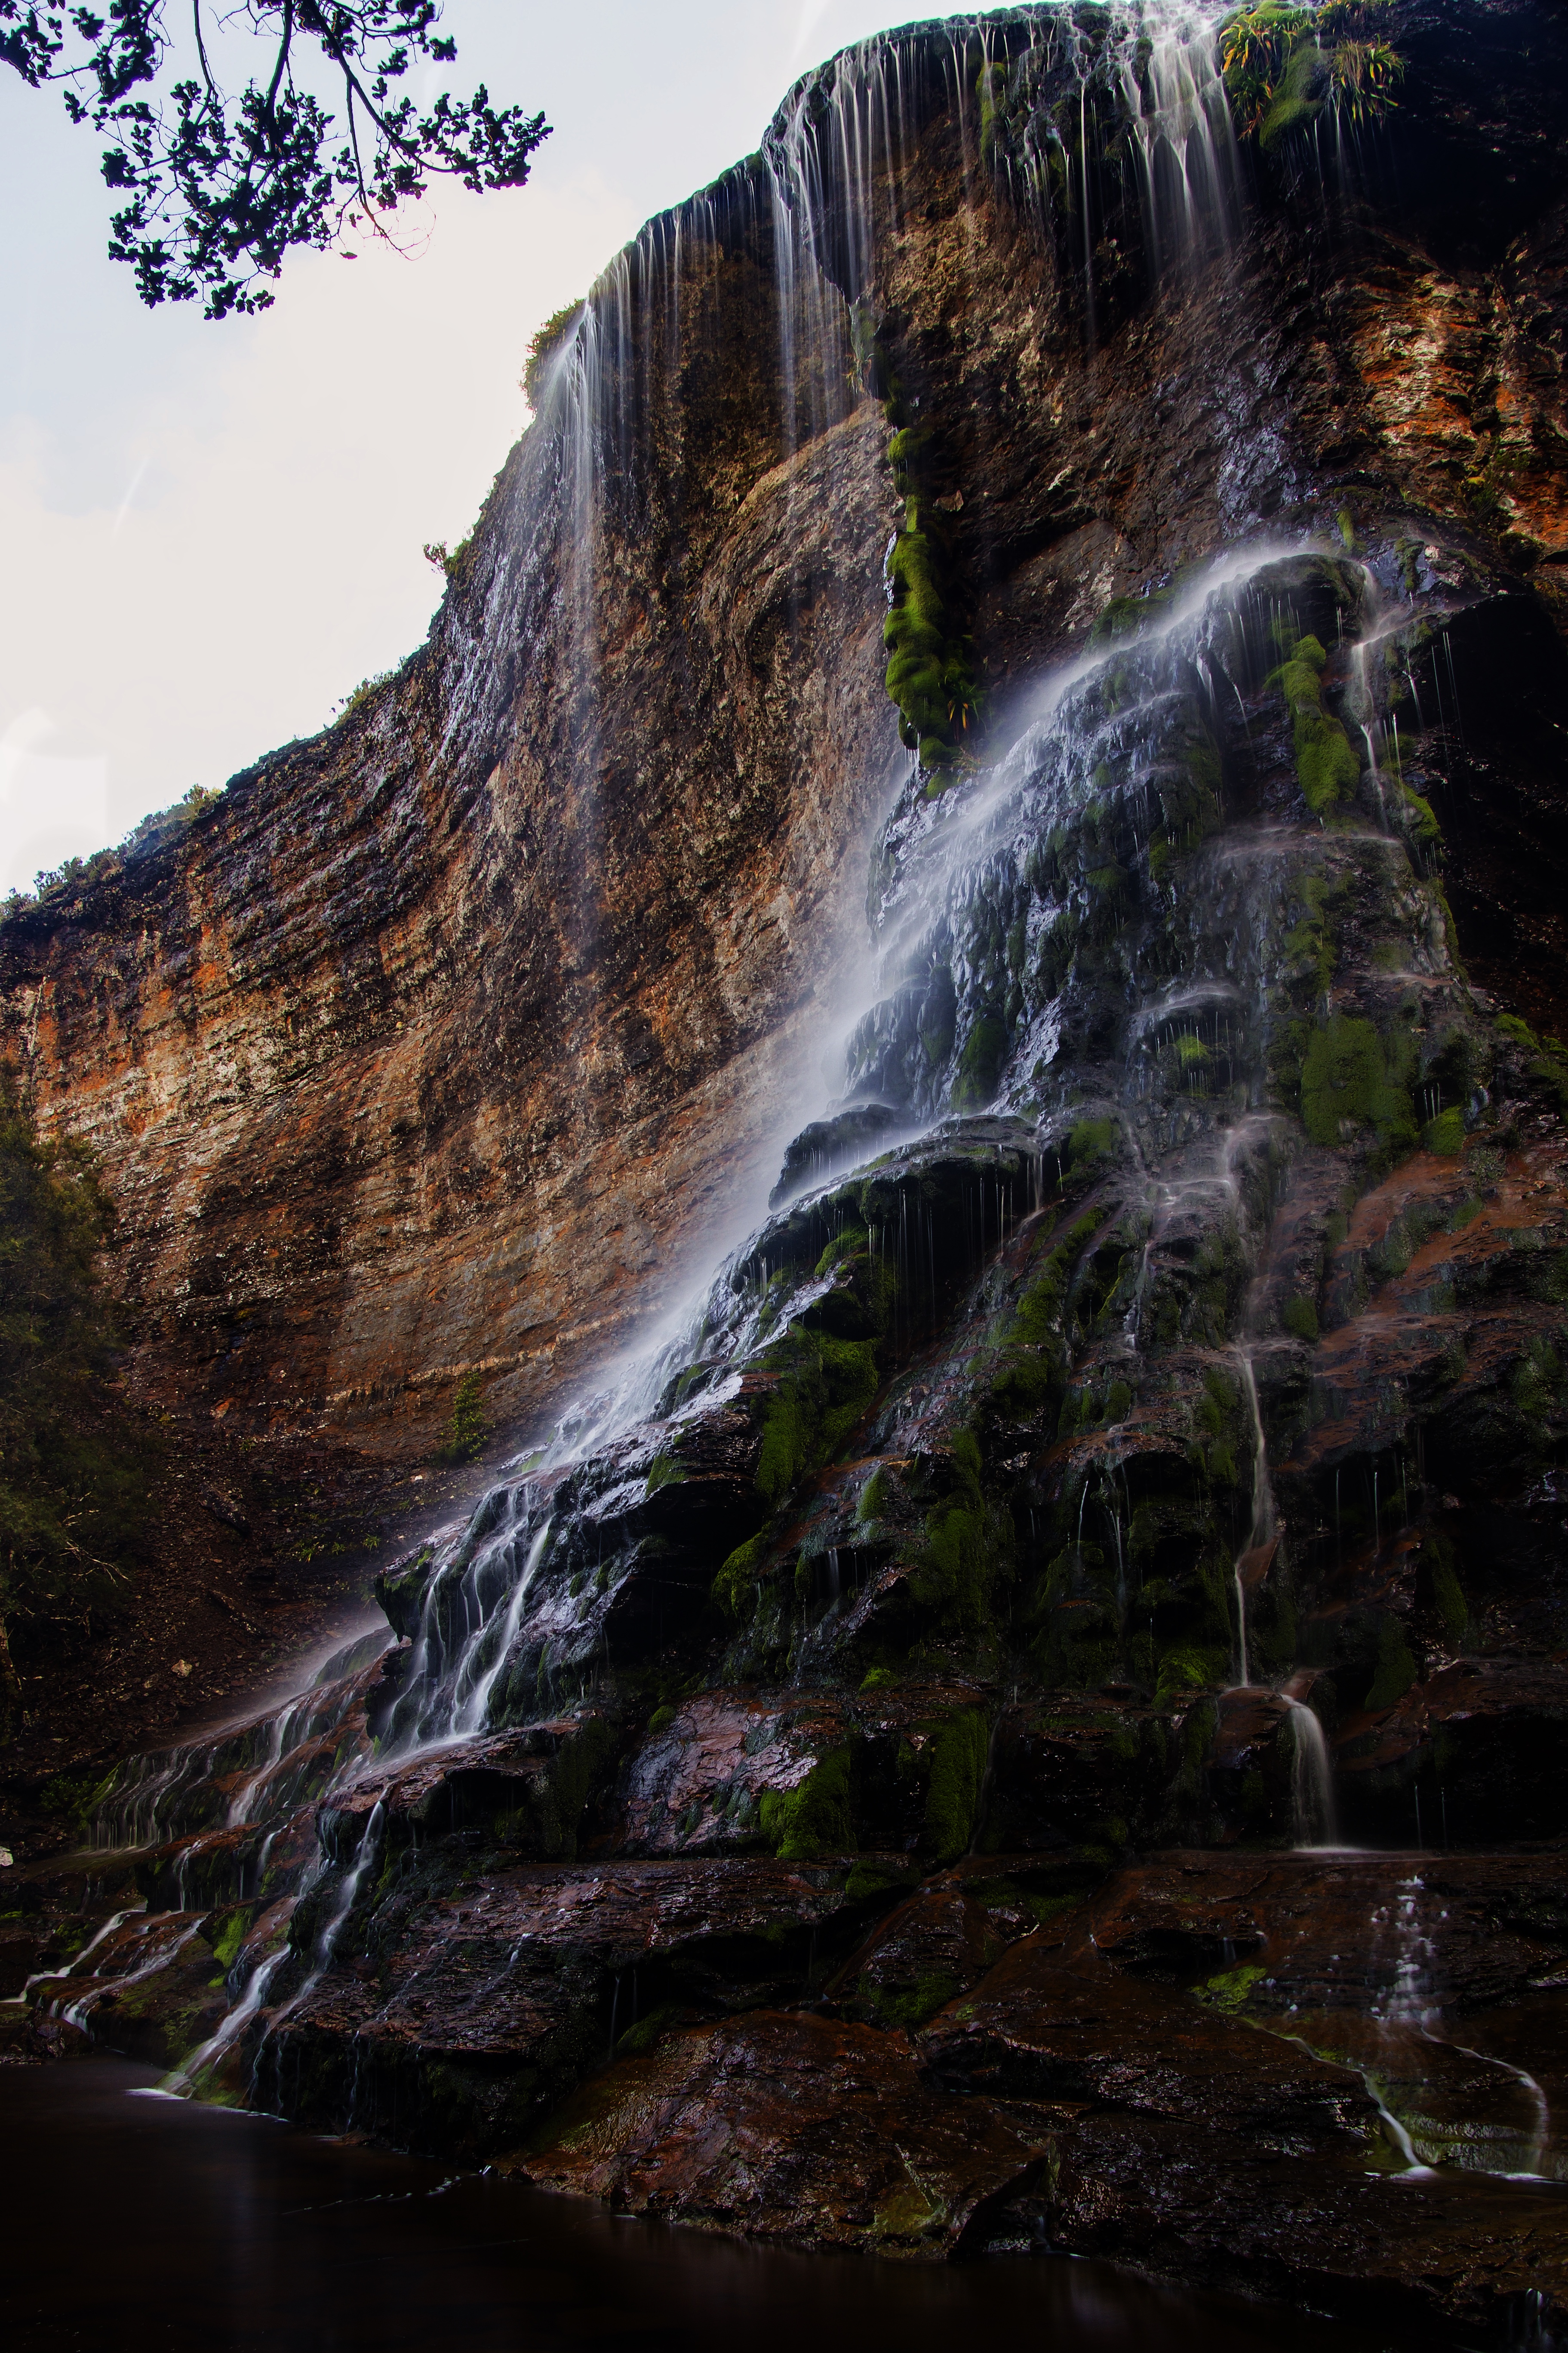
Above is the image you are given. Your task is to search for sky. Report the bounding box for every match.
[0,0,950,897]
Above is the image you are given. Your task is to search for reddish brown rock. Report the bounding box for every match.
[515,2009,1051,2256]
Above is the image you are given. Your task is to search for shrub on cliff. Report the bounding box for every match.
[0,1080,148,1723]
[435,1370,488,1466]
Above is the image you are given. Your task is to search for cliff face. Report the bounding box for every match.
[7,0,1567,1478]
[0,258,895,1458]
[12,3,1568,2332]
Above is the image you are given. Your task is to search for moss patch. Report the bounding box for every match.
[923,1707,991,1863]
[759,1747,856,1861]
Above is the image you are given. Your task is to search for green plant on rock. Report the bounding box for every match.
[523,299,583,406]
[858,1465,891,1523]
[951,1013,1008,1110]
[862,317,981,780]
[713,1529,770,1621]
[867,1970,961,2030]
[1300,1015,1418,1161]
[1423,1533,1468,1646]
[1269,629,1360,815]
[759,1746,856,1860]
[911,1430,1012,1635]
[646,1451,687,1496]
[1155,1645,1227,1705]
[1364,1612,1417,1713]
[977,58,1009,166]
[435,1370,488,1467]
[924,1707,990,1862]
[755,1328,881,1505]
[1221,2,1402,151]
[990,1208,1103,1418]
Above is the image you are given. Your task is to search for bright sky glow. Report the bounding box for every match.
[0,1,946,895]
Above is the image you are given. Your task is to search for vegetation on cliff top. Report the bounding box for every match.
[1221,0,1404,151]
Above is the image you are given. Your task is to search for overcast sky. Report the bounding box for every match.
[0,0,943,896]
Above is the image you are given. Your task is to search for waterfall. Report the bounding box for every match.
[1228,1352,1277,1689]
[1285,1699,1339,1849]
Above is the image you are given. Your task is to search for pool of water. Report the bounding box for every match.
[2,2056,1380,2352]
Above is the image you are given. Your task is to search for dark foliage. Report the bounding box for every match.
[0,1077,148,1722]
[0,3,549,317]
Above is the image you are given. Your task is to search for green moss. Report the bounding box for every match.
[1267,627,1360,814]
[815,1225,869,1278]
[1156,1645,1225,1705]
[882,496,979,763]
[1090,587,1174,646]
[1283,1295,1320,1342]
[908,1431,1010,1633]
[923,1707,990,1862]
[1425,1534,1468,1646]
[207,1906,250,1973]
[1497,1013,1539,1051]
[755,1330,881,1504]
[1401,786,1442,848]
[952,1015,1008,1110]
[647,1704,676,1735]
[713,1530,769,1621]
[1512,1337,1562,1426]
[844,1858,910,1902]
[1424,1108,1466,1156]
[858,1466,890,1523]
[1195,1960,1267,2012]
[1300,1015,1417,1158]
[759,1747,856,1860]
[1069,1118,1119,1171]
[859,1665,898,1693]
[977,58,1008,165]
[645,1451,687,1495]
[869,1971,960,2030]
[1365,1614,1417,1713]
[40,1768,111,1827]
[616,2002,681,2058]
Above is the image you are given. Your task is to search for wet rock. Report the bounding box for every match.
[769,1103,909,1208]
[515,2009,1052,2256]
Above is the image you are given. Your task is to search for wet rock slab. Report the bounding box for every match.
[514,2009,1052,2256]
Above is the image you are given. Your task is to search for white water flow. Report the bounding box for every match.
[55,1918,204,2033]
[164,1943,292,2097]
[1285,1700,1340,1848]
[1278,2027,1436,2180]
[1229,1353,1276,1687]
[8,1904,143,2010]
[238,1804,387,2112]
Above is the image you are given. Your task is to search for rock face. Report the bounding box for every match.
[15,0,1568,2336]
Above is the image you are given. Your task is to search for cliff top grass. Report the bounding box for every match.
[3,783,226,926]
